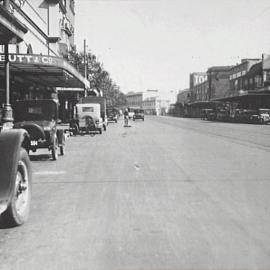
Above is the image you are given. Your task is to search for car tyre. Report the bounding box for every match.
[99,128,102,134]
[2,148,32,226]
[72,124,79,136]
[259,118,264,124]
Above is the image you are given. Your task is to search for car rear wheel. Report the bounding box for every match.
[2,148,32,226]
[72,123,79,136]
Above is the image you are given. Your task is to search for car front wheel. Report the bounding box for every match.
[2,148,32,226]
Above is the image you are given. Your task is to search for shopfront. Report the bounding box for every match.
[0,53,90,122]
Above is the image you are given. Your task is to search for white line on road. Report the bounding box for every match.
[34,171,66,175]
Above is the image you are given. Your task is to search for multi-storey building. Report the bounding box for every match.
[0,0,89,122]
[175,56,270,118]
[207,66,232,100]
[126,92,143,108]
[1,0,75,56]
[228,59,261,97]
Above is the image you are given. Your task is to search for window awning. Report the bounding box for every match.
[0,53,90,89]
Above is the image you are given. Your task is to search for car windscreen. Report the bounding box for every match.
[135,109,144,113]
[14,101,57,122]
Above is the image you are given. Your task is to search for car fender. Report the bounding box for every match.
[0,129,30,212]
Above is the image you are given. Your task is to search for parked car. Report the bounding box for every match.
[128,107,137,119]
[250,108,270,124]
[13,99,65,160]
[201,109,216,121]
[70,103,103,135]
[233,109,257,123]
[0,124,32,226]
[79,96,108,131]
[133,109,144,121]
[108,112,118,123]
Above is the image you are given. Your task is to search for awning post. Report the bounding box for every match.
[2,43,14,125]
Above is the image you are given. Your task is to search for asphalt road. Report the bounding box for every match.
[1,116,270,270]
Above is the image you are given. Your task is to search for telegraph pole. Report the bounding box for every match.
[2,0,13,126]
[84,39,87,97]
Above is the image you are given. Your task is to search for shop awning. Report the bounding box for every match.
[0,5,28,44]
[0,53,90,89]
[212,89,270,102]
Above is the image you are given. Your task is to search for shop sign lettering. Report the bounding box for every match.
[0,54,61,66]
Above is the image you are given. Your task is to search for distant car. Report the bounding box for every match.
[108,113,118,123]
[250,108,270,124]
[201,109,216,121]
[128,110,135,120]
[13,99,65,160]
[133,109,144,121]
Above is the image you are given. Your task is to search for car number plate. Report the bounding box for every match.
[30,140,38,146]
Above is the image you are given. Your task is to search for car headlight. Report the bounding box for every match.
[44,126,51,131]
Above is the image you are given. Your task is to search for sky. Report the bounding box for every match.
[75,0,270,97]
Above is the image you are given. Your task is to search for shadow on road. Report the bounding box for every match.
[30,154,52,162]
[0,216,17,229]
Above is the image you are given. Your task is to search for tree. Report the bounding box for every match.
[64,46,126,107]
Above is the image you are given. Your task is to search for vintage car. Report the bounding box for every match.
[0,122,32,226]
[69,103,103,135]
[13,99,65,160]
[108,112,118,123]
[233,109,257,123]
[133,109,145,121]
[201,109,216,121]
[250,108,270,124]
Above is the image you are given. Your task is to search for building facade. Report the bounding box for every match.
[0,0,89,122]
[0,0,75,56]
[126,92,143,108]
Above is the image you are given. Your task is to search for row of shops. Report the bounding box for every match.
[0,0,95,125]
[172,57,270,121]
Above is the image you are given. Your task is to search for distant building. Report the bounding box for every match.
[189,72,207,89]
[177,89,191,104]
[126,89,170,115]
[126,92,143,108]
[156,98,170,115]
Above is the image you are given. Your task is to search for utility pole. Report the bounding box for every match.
[2,0,13,126]
[84,39,87,97]
[47,4,50,55]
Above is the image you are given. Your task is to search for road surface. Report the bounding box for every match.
[1,116,270,270]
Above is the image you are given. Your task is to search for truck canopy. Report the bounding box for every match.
[79,96,107,119]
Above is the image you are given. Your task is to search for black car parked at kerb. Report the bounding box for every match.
[13,99,65,160]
